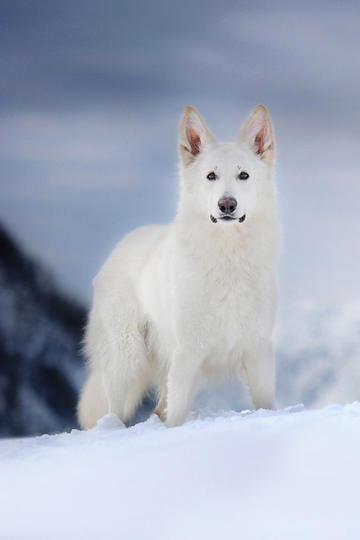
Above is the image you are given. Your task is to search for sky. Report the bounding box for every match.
[1,0,360,305]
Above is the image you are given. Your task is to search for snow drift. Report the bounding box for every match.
[1,403,360,539]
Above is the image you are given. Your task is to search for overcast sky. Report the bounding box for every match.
[1,0,360,305]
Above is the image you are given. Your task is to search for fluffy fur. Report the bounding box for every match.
[78,104,280,428]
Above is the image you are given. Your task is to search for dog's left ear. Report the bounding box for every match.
[237,105,274,164]
[179,106,215,167]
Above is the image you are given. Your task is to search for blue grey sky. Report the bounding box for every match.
[1,0,359,304]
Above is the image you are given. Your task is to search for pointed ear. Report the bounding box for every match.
[237,105,274,164]
[179,106,215,166]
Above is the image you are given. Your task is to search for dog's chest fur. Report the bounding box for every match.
[141,222,275,367]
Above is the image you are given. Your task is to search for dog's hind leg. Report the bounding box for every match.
[101,320,150,423]
[80,290,150,427]
[77,370,108,429]
[102,357,149,423]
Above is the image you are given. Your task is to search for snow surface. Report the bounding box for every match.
[1,404,360,540]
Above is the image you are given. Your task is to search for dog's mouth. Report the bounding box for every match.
[210,214,246,224]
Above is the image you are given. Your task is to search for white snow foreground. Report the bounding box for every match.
[1,404,360,540]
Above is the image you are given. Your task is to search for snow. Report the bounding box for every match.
[1,404,360,539]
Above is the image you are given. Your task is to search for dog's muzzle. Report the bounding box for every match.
[210,214,246,224]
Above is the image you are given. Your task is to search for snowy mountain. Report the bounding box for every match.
[1,404,360,540]
[0,223,86,436]
[275,301,360,408]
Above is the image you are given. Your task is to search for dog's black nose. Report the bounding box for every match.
[218,197,237,214]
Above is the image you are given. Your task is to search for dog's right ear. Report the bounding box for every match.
[179,106,215,167]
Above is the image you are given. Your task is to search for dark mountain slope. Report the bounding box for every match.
[0,223,86,436]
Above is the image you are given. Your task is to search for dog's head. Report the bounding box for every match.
[178,105,275,225]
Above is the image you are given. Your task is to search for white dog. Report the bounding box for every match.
[78,104,279,428]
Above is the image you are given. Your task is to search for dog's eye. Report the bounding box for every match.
[238,171,249,180]
[207,172,217,181]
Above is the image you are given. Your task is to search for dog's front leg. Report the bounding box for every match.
[165,347,203,427]
[242,343,275,410]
